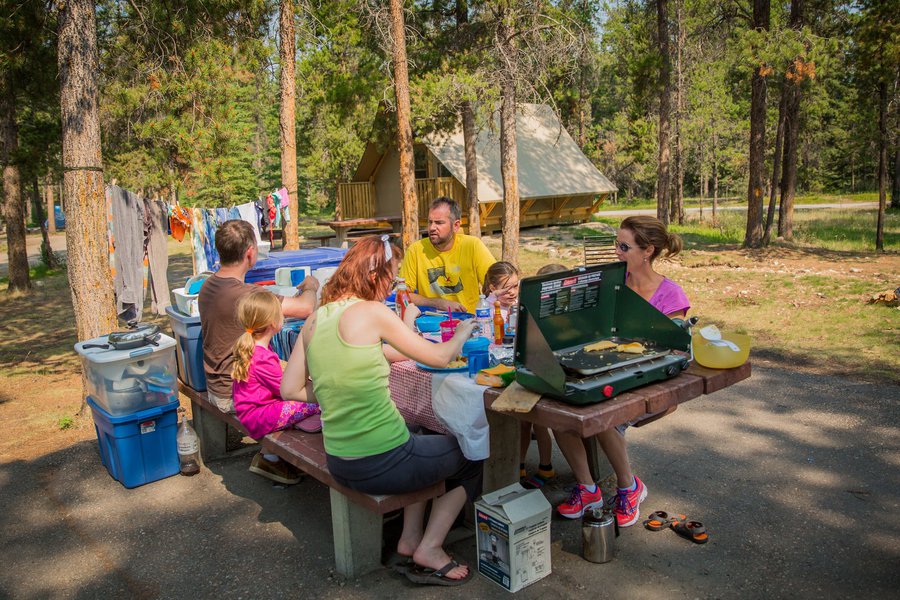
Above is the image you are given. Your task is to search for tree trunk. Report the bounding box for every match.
[499,75,520,266]
[892,139,900,210]
[279,0,299,250]
[46,176,56,233]
[656,0,672,224]
[671,0,685,224]
[744,0,770,249]
[778,81,800,240]
[712,131,719,225]
[0,74,31,292]
[58,0,117,352]
[876,79,887,251]
[764,86,788,244]
[777,0,804,241]
[33,177,60,269]
[461,100,481,237]
[390,0,419,249]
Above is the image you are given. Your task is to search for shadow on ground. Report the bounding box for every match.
[1,364,898,599]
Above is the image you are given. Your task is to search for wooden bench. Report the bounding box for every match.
[179,383,445,577]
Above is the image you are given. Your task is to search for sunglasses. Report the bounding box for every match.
[615,241,634,252]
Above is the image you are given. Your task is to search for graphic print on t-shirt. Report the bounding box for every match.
[427,264,463,295]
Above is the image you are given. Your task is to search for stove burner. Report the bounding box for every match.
[555,339,669,376]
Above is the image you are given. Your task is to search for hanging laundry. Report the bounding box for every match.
[146,198,171,315]
[169,205,192,242]
[202,209,220,269]
[190,207,209,274]
[215,207,229,227]
[278,186,291,224]
[228,206,241,221]
[107,185,146,324]
[236,201,262,242]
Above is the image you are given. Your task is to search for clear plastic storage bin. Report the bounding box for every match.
[75,333,178,416]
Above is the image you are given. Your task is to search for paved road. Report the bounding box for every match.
[1,361,897,598]
[597,201,879,217]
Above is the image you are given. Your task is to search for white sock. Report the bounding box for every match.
[263,453,280,463]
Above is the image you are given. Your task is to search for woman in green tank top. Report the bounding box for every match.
[281,235,481,586]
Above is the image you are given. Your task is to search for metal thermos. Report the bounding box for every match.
[582,508,618,563]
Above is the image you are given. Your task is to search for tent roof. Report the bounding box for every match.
[423,103,617,202]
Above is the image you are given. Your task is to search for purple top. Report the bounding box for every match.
[232,345,286,439]
[648,277,690,316]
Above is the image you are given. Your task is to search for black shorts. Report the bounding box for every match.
[327,434,483,502]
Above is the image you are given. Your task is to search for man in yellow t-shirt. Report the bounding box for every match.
[400,197,496,313]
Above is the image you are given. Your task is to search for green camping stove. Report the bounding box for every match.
[513,263,692,405]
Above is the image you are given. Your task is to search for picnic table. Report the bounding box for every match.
[389,359,751,492]
[316,216,402,246]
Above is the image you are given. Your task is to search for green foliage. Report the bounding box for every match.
[58,416,74,430]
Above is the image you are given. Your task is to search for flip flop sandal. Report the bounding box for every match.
[295,414,322,433]
[643,511,687,532]
[405,560,473,587]
[671,519,709,544]
[385,552,414,574]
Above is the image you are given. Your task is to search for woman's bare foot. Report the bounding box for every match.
[412,546,469,580]
[396,535,421,558]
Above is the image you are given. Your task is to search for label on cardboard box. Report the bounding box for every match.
[475,483,552,592]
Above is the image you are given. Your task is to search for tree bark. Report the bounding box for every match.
[279,0,299,250]
[892,139,900,210]
[672,0,685,224]
[712,131,719,225]
[46,176,56,233]
[764,87,788,244]
[777,0,804,241]
[461,100,481,237]
[498,15,520,267]
[33,177,60,269]
[0,74,31,292]
[390,0,419,249]
[876,79,887,251]
[656,0,672,224]
[744,0,770,248]
[58,0,117,350]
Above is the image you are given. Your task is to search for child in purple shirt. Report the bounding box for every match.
[232,290,320,481]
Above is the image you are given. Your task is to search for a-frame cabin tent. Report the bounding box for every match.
[336,104,617,233]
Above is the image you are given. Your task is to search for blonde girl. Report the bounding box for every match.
[231,289,320,444]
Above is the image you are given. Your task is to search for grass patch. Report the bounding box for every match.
[0,263,66,286]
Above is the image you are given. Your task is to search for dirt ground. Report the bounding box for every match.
[0,225,897,464]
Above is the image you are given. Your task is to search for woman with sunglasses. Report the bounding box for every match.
[554,216,690,527]
[280,235,481,586]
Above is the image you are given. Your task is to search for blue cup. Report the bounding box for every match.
[468,350,490,378]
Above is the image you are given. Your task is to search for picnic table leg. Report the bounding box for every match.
[334,229,348,248]
[483,411,520,492]
[191,398,228,462]
[330,489,383,577]
[584,436,613,483]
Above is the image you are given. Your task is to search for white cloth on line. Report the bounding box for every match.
[236,202,262,242]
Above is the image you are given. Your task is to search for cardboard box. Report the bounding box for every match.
[475,483,552,592]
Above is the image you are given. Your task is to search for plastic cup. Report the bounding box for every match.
[468,350,490,378]
[439,319,459,342]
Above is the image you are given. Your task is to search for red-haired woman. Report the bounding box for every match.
[281,235,480,586]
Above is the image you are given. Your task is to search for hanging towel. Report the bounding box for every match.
[146,198,171,315]
[107,185,146,323]
[236,201,262,242]
[203,209,220,269]
[190,207,209,274]
[215,207,229,227]
[169,205,192,242]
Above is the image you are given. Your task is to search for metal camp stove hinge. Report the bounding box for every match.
[614,284,621,291]
[611,327,618,333]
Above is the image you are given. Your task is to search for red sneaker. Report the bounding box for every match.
[614,476,648,527]
[557,484,604,519]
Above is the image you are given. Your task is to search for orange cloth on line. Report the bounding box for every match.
[170,205,192,242]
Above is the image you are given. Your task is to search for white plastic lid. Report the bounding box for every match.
[74,333,176,363]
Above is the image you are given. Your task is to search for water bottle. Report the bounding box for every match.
[475,294,493,340]
[176,407,201,476]
[506,304,519,335]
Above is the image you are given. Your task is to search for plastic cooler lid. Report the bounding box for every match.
[74,333,176,363]
[245,248,346,283]
[165,305,200,324]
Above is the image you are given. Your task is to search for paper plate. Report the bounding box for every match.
[415,362,468,373]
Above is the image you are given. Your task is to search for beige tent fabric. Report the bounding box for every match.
[423,104,617,203]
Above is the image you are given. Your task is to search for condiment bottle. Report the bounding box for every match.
[394,278,412,320]
[493,301,504,345]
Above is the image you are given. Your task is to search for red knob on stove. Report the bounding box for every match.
[602,385,614,397]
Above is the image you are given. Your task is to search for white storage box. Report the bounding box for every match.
[475,483,552,592]
[258,241,271,259]
[172,287,199,316]
[75,333,178,416]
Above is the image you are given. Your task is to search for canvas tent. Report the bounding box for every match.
[337,104,617,233]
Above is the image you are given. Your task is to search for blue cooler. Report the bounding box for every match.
[245,248,346,284]
[165,306,206,391]
[87,396,180,488]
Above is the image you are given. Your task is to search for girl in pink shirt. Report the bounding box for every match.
[232,290,320,440]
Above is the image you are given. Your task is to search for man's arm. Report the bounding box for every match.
[281,276,319,318]
[408,292,466,313]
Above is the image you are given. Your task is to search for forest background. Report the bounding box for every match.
[2,0,898,227]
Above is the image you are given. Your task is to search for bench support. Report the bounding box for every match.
[483,409,520,492]
[330,489,384,577]
[191,397,228,462]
